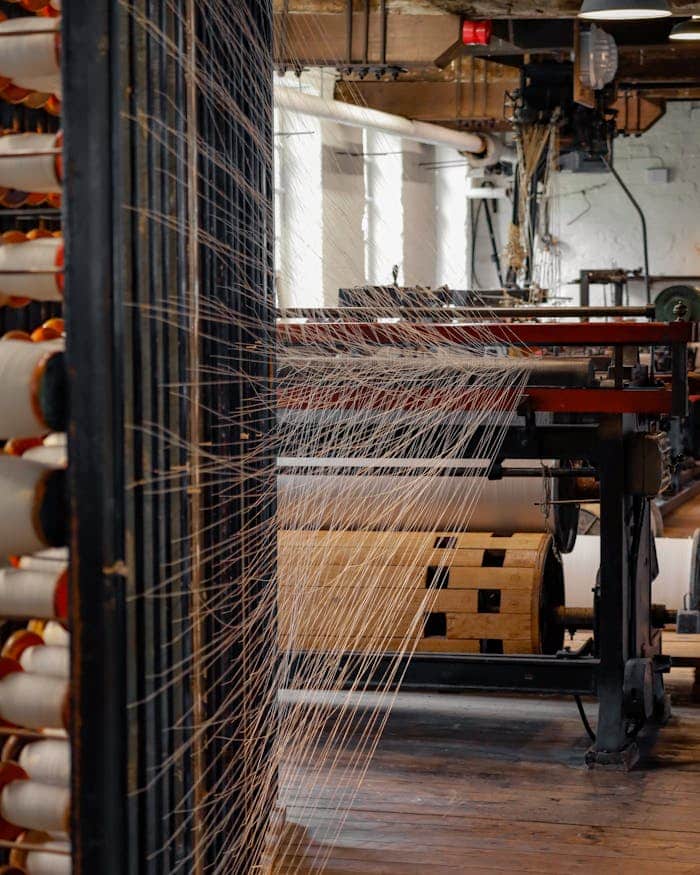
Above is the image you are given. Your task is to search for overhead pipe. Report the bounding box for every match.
[274,86,515,166]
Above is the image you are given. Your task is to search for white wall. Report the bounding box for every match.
[472,101,700,304]
[276,82,700,309]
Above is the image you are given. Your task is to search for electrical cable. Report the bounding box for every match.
[574,695,596,742]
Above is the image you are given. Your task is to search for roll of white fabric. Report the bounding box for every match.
[1,778,68,832]
[26,843,72,875]
[0,672,66,729]
[0,133,61,194]
[0,339,56,436]
[0,17,60,96]
[563,533,694,610]
[0,237,62,301]
[0,568,63,619]
[0,456,55,557]
[18,739,70,787]
[20,645,68,679]
[278,459,576,549]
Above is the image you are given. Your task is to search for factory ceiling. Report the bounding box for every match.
[274,0,700,134]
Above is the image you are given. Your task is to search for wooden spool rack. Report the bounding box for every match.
[279,530,565,656]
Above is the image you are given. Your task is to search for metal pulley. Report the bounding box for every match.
[655,285,700,322]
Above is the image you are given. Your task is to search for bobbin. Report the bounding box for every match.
[0,339,65,437]
[0,133,61,195]
[0,763,69,838]
[0,457,66,559]
[9,830,71,875]
[0,237,63,303]
[0,569,67,623]
[0,17,61,98]
[0,658,68,730]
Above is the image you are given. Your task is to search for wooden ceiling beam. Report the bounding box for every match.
[274,7,461,68]
[427,0,699,16]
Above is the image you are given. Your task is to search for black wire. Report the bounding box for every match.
[574,695,596,742]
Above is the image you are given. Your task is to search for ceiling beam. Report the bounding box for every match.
[427,0,698,15]
[274,7,461,69]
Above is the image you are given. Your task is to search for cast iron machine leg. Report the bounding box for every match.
[586,415,669,768]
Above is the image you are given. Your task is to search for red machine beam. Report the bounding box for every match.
[278,386,673,415]
[278,321,695,347]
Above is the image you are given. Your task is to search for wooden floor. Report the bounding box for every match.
[274,681,700,874]
[273,495,700,873]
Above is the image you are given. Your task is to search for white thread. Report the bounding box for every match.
[20,645,69,679]
[0,237,62,301]
[0,568,61,618]
[0,133,61,194]
[18,739,70,787]
[0,672,66,729]
[1,778,68,832]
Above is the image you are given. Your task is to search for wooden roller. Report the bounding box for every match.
[279,530,565,655]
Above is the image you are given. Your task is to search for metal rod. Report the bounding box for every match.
[0,149,61,158]
[0,29,58,38]
[276,464,598,478]
[602,156,651,304]
[380,0,388,66]
[363,0,369,64]
[345,0,353,64]
[0,839,70,856]
[0,267,63,274]
[277,305,655,319]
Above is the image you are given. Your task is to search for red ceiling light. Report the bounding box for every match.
[462,20,493,46]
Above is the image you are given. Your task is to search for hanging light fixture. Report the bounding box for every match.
[670,16,700,39]
[579,0,671,19]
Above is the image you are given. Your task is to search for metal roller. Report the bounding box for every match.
[278,460,579,553]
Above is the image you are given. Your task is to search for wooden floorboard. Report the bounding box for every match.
[273,682,700,873]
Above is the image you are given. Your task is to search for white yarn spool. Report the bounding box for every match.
[20,645,68,679]
[1,779,68,832]
[0,568,63,618]
[26,843,71,875]
[0,339,56,437]
[41,622,69,647]
[19,547,67,572]
[564,533,695,610]
[0,237,62,301]
[0,672,66,729]
[18,739,70,787]
[0,133,61,194]
[26,847,71,875]
[0,17,60,95]
[0,456,55,558]
[23,444,67,468]
[43,433,65,448]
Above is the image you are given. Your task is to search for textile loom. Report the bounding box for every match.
[278,314,695,768]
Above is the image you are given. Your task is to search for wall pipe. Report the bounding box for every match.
[275,86,515,165]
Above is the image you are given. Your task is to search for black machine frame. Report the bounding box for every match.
[63,1,276,872]
[281,318,691,768]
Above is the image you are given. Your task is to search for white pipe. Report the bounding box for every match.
[275,87,514,164]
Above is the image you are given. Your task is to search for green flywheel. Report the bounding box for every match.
[655,285,700,322]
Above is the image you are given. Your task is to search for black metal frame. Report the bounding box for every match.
[64,1,276,871]
[282,331,688,766]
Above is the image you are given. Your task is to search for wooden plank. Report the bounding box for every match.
[279,585,534,614]
[446,612,530,639]
[279,563,539,589]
